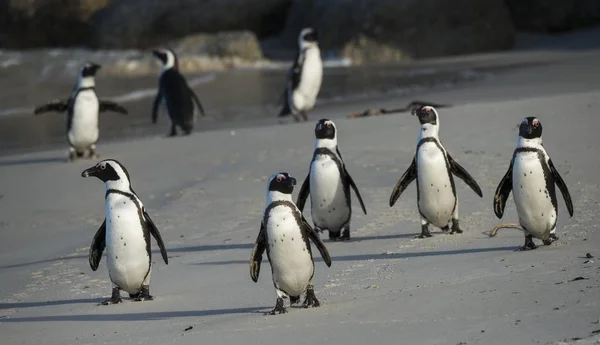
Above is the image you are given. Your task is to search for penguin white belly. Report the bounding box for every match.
[267,205,313,297]
[310,155,349,231]
[294,49,323,111]
[512,152,556,239]
[417,143,456,228]
[105,194,150,294]
[68,91,99,150]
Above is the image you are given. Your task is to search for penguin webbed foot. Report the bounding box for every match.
[167,124,177,137]
[100,287,122,305]
[518,235,538,251]
[543,233,559,246]
[302,286,320,308]
[417,224,432,239]
[132,285,154,302]
[268,297,287,315]
[449,219,463,235]
[340,226,351,241]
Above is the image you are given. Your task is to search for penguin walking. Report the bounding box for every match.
[250,172,331,315]
[152,48,205,136]
[82,159,168,305]
[389,106,483,238]
[296,119,367,241]
[491,117,573,250]
[278,28,323,122]
[34,62,128,161]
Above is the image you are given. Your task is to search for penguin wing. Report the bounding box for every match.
[99,100,128,114]
[337,148,367,215]
[89,220,107,271]
[301,215,332,267]
[151,87,163,124]
[390,156,417,207]
[548,159,574,217]
[33,99,70,115]
[188,85,206,117]
[493,158,514,218]
[447,153,483,197]
[295,172,311,212]
[250,222,267,282]
[143,209,169,265]
[290,50,304,92]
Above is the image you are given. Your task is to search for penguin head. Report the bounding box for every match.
[80,62,101,78]
[315,119,336,140]
[82,159,132,190]
[152,48,178,70]
[519,117,542,139]
[266,172,297,203]
[413,105,440,138]
[299,28,318,49]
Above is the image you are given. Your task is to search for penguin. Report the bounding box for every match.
[81,159,168,305]
[296,119,367,241]
[34,62,128,161]
[250,172,332,315]
[152,48,205,136]
[389,106,483,238]
[278,28,323,122]
[491,117,573,250]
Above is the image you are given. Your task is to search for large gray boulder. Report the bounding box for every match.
[505,0,600,33]
[266,0,515,63]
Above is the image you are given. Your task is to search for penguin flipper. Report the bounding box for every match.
[548,159,574,217]
[99,100,128,114]
[390,156,417,207]
[34,99,69,115]
[89,220,107,271]
[143,210,168,265]
[188,86,205,117]
[336,148,367,215]
[301,216,331,267]
[151,88,163,124]
[250,223,267,282]
[296,173,311,212]
[447,153,483,197]
[493,158,514,219]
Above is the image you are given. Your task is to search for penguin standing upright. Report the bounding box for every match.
[296,119,367,241]
[389,106,483,238]
[82,159,168,305]
[278,28,323,122]
[34,62,128,161]
[491,117,573,250]
[152,48,205,136]
[250,172,331,315]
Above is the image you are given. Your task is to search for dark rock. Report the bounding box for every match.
[505,0,600,33]
[171,31,263,61]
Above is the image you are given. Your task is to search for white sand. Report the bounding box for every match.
[1,48,600,345]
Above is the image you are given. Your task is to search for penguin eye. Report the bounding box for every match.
[276,175,284,182]
[100,163,106,170]
[532,119,539,127]
[326,123,331,128]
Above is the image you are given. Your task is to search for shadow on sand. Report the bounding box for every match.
[0,298,103,310]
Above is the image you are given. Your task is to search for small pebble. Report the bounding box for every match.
[184,326,193,332]
[586,253,594,259]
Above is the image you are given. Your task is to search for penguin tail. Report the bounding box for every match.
[484,222,523,237]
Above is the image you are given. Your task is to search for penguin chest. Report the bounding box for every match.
[266,206,313,296]
[512,152,557,239]
[416,143,456,227]
[309,155,350,231]
[294,49,323,111]
[105,194,150,294]
[69,91,99,148]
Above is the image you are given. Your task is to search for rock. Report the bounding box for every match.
[89,0,291,49]
[265,0,515,63]
[505,0,600,33]
[171,31,263,61]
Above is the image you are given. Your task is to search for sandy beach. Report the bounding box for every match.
[1,41,600,344]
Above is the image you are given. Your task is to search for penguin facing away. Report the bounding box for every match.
[82,159,168,305]
[278,28,323,122]
[296,119,367,241]
[34,62,128,161]
[389,106,483,238]
[491,117,573,250]
[152,48,205,136]
[250,172,332,315]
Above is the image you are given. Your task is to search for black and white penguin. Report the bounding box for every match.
[296,119,367,241]
[491,117,573,250]
[152,48,205,136]
[82,159,168,305]
[278,28,323,122]
[389,106,483,238]
[250,172,332,315]
[34,62,128,161]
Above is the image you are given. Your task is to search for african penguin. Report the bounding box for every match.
[152,48,205,136]
[296,119,367,241]
[492,117,573,250]
[250,172,332,315]
[34,62,128,161]
[389,106,483,238]
[82,159,168,305]
[278,28,323,122]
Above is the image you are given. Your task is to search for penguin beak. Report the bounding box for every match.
[288,177,297,186]
[81,166,99,178]
[152,50,167,63]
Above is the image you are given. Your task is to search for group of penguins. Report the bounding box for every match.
[41,28,575,315]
